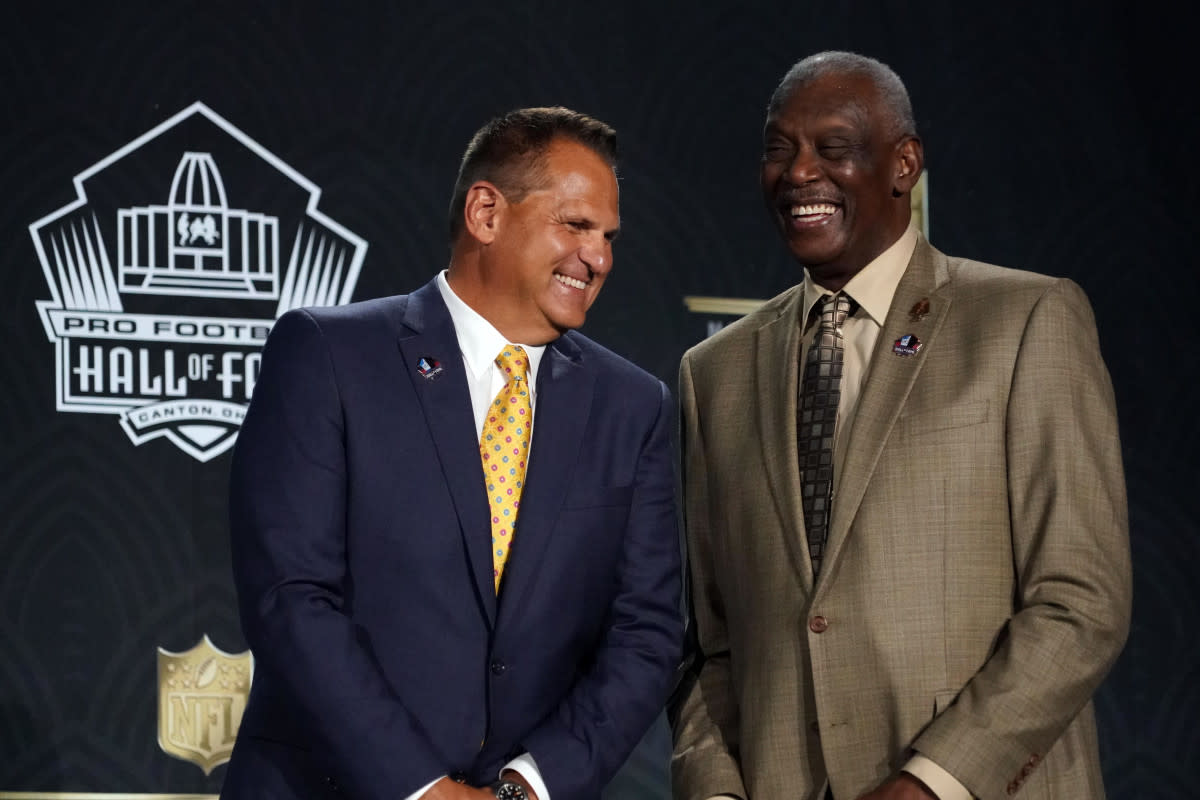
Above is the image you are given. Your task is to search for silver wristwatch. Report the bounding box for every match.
[492,780,528,800]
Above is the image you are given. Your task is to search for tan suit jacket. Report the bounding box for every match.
[671,237,1131,800]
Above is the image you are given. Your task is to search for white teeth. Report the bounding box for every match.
[790,203,837,217]
[555,274,587,290]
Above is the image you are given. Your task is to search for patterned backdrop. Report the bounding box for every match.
[0,2,1194,798]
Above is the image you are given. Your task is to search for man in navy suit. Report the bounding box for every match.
[222,107,683,800]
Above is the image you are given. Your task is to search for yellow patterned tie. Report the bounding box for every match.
[480,345,533,592]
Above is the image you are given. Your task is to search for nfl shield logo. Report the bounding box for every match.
[157,634,253,775]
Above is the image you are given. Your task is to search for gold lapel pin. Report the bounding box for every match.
[909,298,930,321]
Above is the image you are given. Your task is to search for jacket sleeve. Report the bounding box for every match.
[230,309,445,800]
[912,279,1132,800]
[521,379,684,800]
[669,353,749,800]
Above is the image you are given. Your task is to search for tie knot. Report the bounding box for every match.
[495,345,529,382]
[816,293,854,329]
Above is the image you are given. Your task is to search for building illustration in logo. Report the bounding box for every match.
[31,102,367,461]
[157,635,253,775]
[120,151,281,299]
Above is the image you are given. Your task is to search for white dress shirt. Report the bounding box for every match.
[405,273,552,800]
[437,270,546,437]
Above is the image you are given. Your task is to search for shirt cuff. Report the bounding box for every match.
[904,754,971,800]
[407,776,443,800]
[503,753,551,800]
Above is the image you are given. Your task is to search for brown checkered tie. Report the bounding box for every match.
[798,293,853,578]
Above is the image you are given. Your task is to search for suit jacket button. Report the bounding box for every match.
[809,615,829,633]
[491,659,507,675]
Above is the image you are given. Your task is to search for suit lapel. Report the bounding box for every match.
[396,280,497,625]
[497,334,593,622]
[754,288,815,592]
[817,238,953,590]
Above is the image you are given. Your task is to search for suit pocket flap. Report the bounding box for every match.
[562,484,634,509]
[900,400,990,435]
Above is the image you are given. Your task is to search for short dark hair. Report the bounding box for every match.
[768,51,917,140]
[448,106,618,240]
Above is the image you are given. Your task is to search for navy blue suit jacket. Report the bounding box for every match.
[221,279,682,800]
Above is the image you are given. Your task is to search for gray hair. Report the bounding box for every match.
[768,51,917,140]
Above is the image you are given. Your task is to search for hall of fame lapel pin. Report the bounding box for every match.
[416,356,444,380]
[892,334,923,357]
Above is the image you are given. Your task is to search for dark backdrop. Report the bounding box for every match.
[1,2,1194,798]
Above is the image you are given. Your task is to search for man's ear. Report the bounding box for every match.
[463,181,506,245]
[892,136,925,197]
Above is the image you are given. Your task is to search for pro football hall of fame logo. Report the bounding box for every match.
[31,102,367,461]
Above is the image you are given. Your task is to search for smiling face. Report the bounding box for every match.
[761,70,921,289]
[477,138,620,344]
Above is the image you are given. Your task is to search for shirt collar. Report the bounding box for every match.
[436,270,546,382]
[801,224,918,327]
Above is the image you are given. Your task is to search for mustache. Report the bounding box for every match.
[774,188,844,206]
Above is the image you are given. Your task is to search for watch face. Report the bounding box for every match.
[494,781,528,800]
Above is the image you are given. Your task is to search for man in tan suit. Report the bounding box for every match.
[670,52,1131,800]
